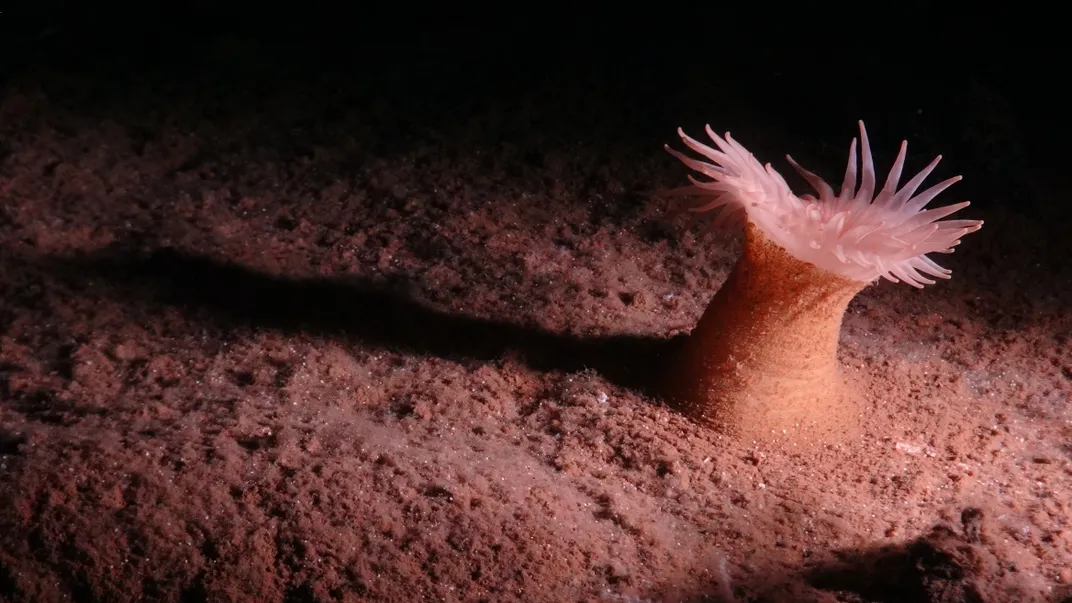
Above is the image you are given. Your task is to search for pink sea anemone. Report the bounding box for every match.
[661,121,983,444]
[665,121,983,287]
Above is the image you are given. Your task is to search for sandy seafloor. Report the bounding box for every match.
[0,21,1070,603]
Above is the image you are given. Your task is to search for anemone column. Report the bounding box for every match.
[666,222,867,444]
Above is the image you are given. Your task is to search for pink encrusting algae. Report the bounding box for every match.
[661,121,983,444]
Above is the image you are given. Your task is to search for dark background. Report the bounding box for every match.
[0,4,1066,215]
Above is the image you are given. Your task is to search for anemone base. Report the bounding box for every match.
[666,222,869,446]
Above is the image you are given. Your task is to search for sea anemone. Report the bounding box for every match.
[662,121,983,445]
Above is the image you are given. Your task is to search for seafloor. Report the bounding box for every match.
[0,25,1069,603]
